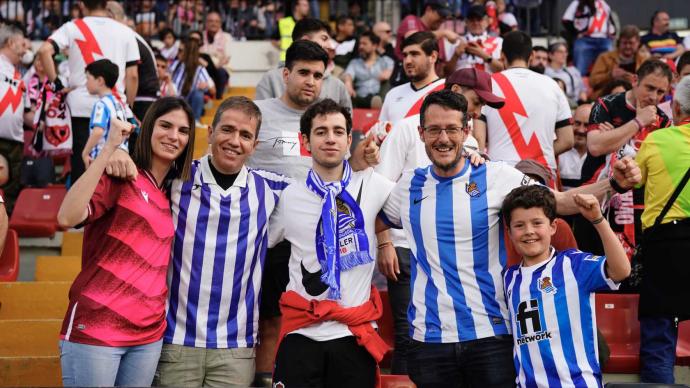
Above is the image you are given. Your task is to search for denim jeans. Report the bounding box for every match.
[573,36,612,75]
[387,247,412,374]
[59,339,163,387]
[639,316,678,384]
[186,89,205,120]
[407,335,515,388]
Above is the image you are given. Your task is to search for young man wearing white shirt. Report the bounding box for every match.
[269,99,394,387]
[380,89,642,387]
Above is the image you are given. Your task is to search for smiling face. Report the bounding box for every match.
[507,206,557,263]
[209,108,259,174]
[150,109,191,165]
[418,104,469,176]
[302,112,352,170]
[283,60,325,108]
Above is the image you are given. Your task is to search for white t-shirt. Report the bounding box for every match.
[49,16,140,117]
[268,168,395,341]
[0,54,25,142]
[482,68,572,174]
[558,148,587,190]
[445,32,503,73]
[378,78,445,126]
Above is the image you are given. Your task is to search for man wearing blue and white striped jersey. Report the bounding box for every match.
[502,186,630,387]
[380,90,641,387]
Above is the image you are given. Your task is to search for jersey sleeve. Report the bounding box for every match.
[85,174,122,224]
[125,31,141,64]
[89,100,111,130]
[494,162,537,198]
[554,83,573,128]
[254,169,294,197]
[380,176,407,229]
[564,249,620,292]
[587,98,612,130]
[344,61,357,78]
[375,119,415,181]
[48,22,71,51]
[561,0,578,21]
[268,190,286,248]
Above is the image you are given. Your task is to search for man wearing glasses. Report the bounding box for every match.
[380,89,642,386]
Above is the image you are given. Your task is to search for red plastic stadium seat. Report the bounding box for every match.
[676,321,690,366]
[9,186,67,237]
[377,290,395,368]
[352,108,381,134]
[0,229,19,281]
[380,374,416,388]
[595,293,640,373]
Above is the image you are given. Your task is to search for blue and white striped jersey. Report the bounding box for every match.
[170,59,215,96]
[503,249,619,388]
[164,156,290,348]
[88,93,127,158]
[381,161,535,343]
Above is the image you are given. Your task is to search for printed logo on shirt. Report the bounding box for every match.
[273,382,285,388]
[521,175,532,186]
[538,276,557,295]
[141,190,149,203]
[465,181,481,198]
[414,195,429,204]
[516,299,552,345]
[92,102,105,123]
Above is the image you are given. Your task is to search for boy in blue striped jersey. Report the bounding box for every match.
[502,186,631,387]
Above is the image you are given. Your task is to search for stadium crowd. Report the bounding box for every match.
[0,0,689,387]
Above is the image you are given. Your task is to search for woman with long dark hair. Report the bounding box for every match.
[56,97,196,387]
[170,37,216,121]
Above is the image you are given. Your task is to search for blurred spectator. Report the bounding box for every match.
[277,0,310,63]
[392,0,459,86]
[641,11,684,61]
[635,75,690,385]
[0,0,23,24]
[496,0,518,35]
[155,53,177,97]
[68,3,82,20]
[170,0,196,37]
[189,29,226,101]
[256,18,352,111]
[545,41,587,103]
[0,24,31,213]
[373,21,395,61]
[590,25,647,99]
[171,37,215,121]
[334,15,356,69]
[0,153,8,187]
[257,1,278,39]
[600,78,632,97]
[529,45,548,73]
[26,0,61,40]
[562,0,616,76]
[658,52,690,121]
[444,5,504,75]
[348,1,371,36]
[159,27,179,64]
[201,11,231,98]
[134,0,158,39]
[342,31,394,108]
[559,103,592,190]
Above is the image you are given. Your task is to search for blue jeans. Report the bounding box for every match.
[186,89,205,120]
[59,339,163,387]
[406,335,515,388]
[639,317,678,384]
[573,36,612,75]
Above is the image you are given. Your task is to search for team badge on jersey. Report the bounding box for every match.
[141,190,149,203]
[465,181,481,197]
[538,276,557,294]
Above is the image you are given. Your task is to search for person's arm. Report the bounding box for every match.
[82,127,104,168]
[125,65,139,108]
[587,103,657,156]
[573,194,630,282]
[554,124,574,156]
[553,156,640,215]
[588,54,611,91]
[443,39,466,76]
[376,227,399,281]
[37,41,58,82]
[664,43,685,60]
[342,73,356,97]
[57,119,132,228]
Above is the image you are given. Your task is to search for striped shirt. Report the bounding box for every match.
[503,249,618,387]
[381,161,535,343]
[170,59,214,96]
[165,156,290,348]
[88,93,128,159]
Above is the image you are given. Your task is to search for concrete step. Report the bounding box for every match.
[0,281,70,319]
[0,355,61,387]
[35,256,80,282]
[0,319,61,357]
[61,231,83,257]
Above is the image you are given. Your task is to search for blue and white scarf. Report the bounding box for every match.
[306,161,372,300]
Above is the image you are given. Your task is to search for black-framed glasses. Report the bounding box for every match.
[421,126,467,138]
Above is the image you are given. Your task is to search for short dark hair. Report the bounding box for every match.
[212,96,263,138]
[419,89,468,129]
[285,39,329,70]
[85,59,119,88]
[133,97,195,182]
[292,18,331,41]
[502,185,557,226]
[359,30,380,46]
[299,98,352,139]
[618,25,640,41]
[159,27,175,40]
[502,31,532,64]
[82,0,107,10]
[548,41,567,54]
[677,51,690,74]
[636,59,673,84]
[601,79,633,96]
[336,15,354,26]
[532,45,548,54]
[155,53,167,63]
[401,31,438,56]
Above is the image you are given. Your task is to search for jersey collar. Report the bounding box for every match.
[200,155,248,188]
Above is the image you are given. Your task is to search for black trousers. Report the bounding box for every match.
[273,334,376,388]
[69,117,90,185]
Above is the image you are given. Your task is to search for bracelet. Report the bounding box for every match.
[377,241,393,250]
[633,117,643,130]
[609,176,628,194]
[591,216,605,225]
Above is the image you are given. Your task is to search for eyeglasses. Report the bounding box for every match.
[421,126,467,138]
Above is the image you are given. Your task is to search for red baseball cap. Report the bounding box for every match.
[445,68,505,109]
